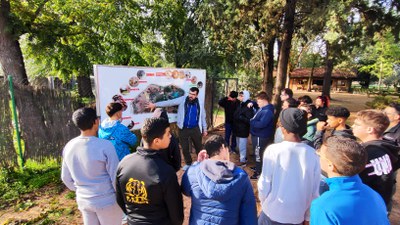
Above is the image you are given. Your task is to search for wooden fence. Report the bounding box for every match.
[0,80,81,169]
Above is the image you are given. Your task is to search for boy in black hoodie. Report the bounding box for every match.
[313,106,355,150]
[116,118,183,225]
[352,109,400,212]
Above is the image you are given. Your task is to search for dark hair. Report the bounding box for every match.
[72,107,98,131]
[141,118,170,145]
[298,95,313,104]
[204,135,226,158]
[322,136,367,176]
[229,91,238,98]
[284,98,299,108]
[299,104,313,115]
[257,91,271,102]
[189,87,199,94]
[106,102,123,117]
[326,106,350,118]
[388,102,400,115]
[316,95,330,107]
[282,88,293,98]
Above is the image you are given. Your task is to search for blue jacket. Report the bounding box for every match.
[182,160,257,225]
[98,119,137,161]
[250,104,274,138]
[310,175,389,225]
[155,96,207,133]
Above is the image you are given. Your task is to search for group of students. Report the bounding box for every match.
[61,87,400,225]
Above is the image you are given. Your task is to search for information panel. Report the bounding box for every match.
[94,65,206,129]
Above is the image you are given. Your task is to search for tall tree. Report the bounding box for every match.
[272,0,297,106]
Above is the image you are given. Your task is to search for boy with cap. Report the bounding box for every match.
[218,91,240,153]
[258,108,320,225]
[310,136,389,225]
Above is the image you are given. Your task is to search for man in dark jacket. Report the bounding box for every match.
[233,90,254,166]
[116,118,183,225]
[352,110,400,213]
[383,103,400,148]
[249,92,274,179]
[218,91,240,153]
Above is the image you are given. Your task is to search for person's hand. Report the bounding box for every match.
[316,121,327,131]
[247,102,253,108]
[203,131,208,137]
[145,102,156,111]
[197,150,209,162]
[127,121,135,130]
[303,221,309,225]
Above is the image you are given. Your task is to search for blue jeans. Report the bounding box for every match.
[236,137,248,162]
[225,122,237,151]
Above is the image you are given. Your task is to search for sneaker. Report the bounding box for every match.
[182,164,191,171]
[250,172,260,180]
[235,162,246,167]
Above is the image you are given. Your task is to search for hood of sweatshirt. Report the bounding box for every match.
[242,90,250,102]
[99,118,119,139]
[195,160,247,200]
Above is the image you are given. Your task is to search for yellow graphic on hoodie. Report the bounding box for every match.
[125,178,149,204]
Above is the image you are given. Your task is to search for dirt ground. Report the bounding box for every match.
[1,91,400,224]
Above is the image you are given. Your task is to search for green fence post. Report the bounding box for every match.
[8,76,24,169]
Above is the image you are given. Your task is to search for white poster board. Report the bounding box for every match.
[94,65,206,129]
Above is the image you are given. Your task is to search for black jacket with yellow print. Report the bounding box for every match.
[116,147,183,225]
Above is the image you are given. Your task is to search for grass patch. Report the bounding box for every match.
[0,158,61,208]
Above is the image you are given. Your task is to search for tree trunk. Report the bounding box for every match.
[262,37,275,97]
[272,0,297,109]
[307,60,316,92]
[322,42,333,99]
[0,0,29,85]
[77,76,94,98]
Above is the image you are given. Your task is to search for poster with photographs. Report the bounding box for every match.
[94,65,206,129]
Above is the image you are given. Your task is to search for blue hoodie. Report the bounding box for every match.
[182,160,257,225]
[98,119,137,161]
[250,104,275,138]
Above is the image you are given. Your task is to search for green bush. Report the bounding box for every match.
[365,96,400,109]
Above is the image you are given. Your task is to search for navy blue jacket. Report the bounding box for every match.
[250,104,274,138]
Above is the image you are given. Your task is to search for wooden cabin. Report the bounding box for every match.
[288,68,357,92]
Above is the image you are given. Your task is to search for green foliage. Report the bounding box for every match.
[359,30,400,85]
[65,191,76,200]
[0,158,61,207]
[365,96,400,109]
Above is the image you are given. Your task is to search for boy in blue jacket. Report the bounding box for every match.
[311,135,389,224]
[182,135,257,225]
[249,91,274,179]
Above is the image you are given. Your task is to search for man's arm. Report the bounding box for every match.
[251,111,274,129]
[61,159,76,191]
[164,174,184,225]
[201,104,208,136]
[105,143,120,189]
[115,169,127,214]
[240,177,257,225]
[258,146,274,202]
